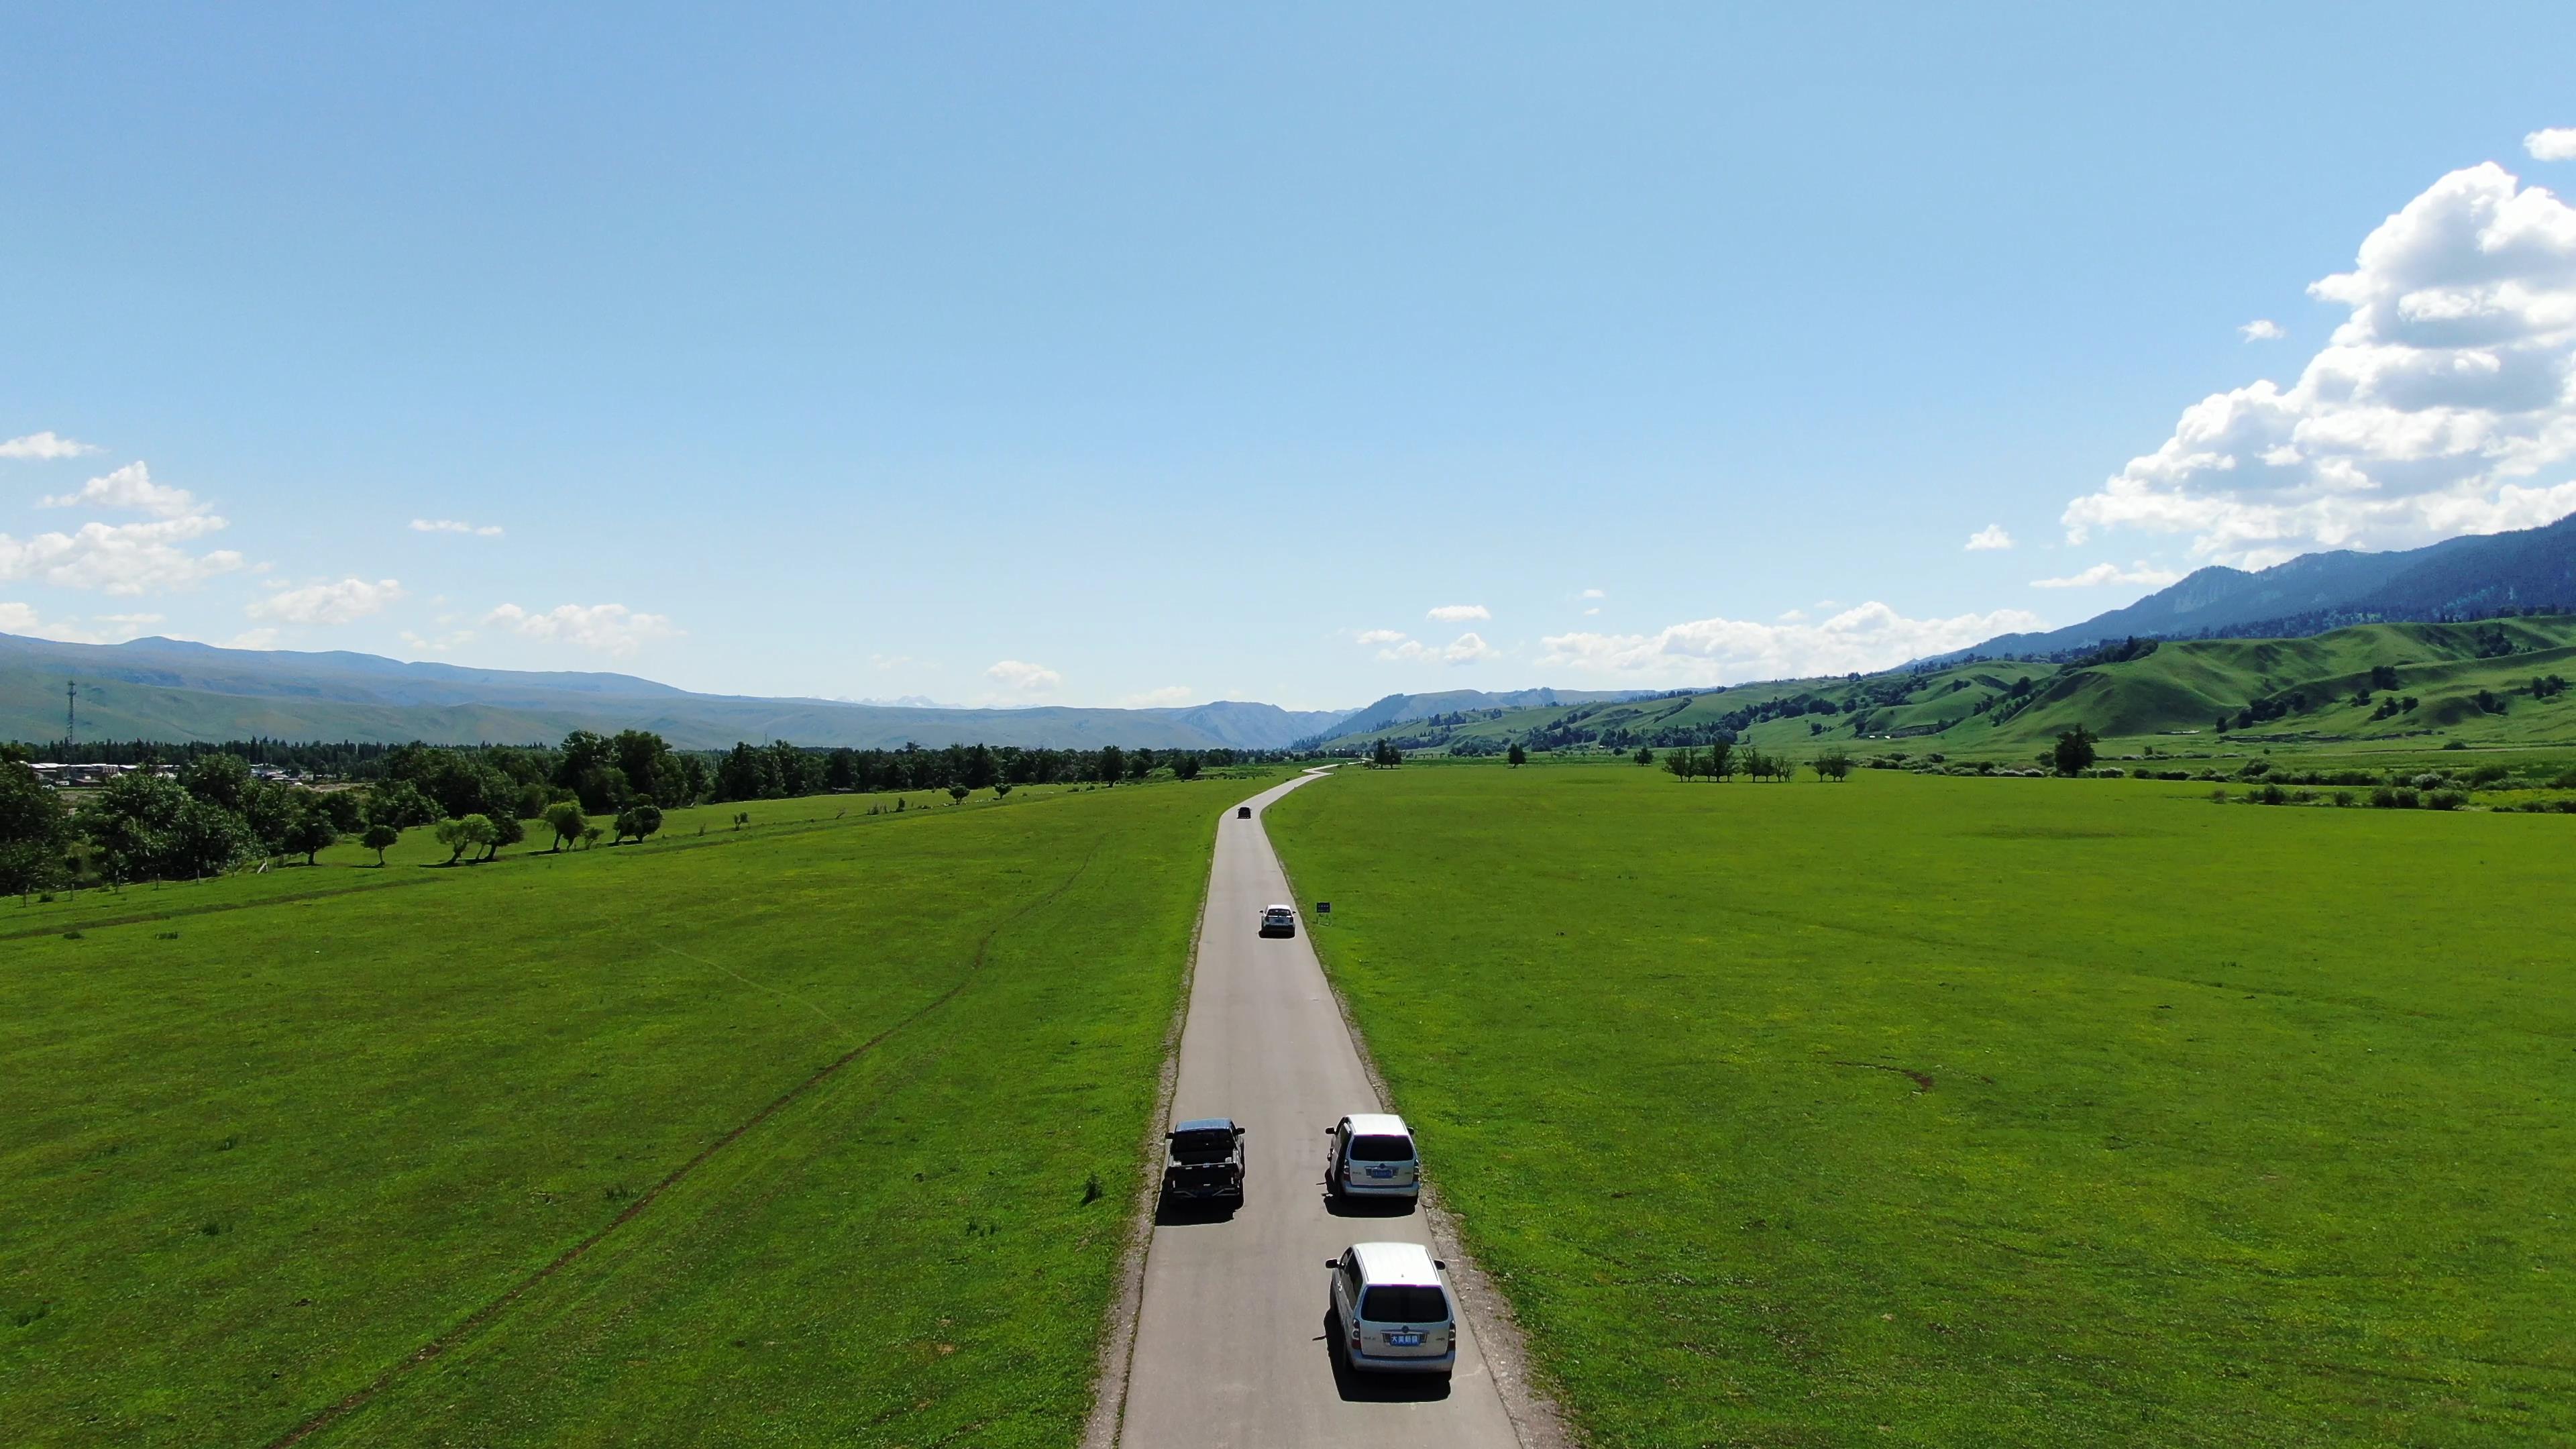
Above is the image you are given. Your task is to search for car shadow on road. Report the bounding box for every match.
[1320,1187,1417,1219]
[1320,1309,1452,1402]
[1153,1193,1242,1227]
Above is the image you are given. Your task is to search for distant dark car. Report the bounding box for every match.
[1162,1118,1246,1203]
[1238,805,1252,819]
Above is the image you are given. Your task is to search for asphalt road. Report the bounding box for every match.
[1115,771,1521,1447]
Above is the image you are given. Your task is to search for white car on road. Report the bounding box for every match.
[1326,1240,1456,1376]
[1258,904,1297,938]
[1326,1112,1419,1201]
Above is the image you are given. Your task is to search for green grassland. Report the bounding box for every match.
[1326,619,2576,763]
[2,775,1255,1447]
[1266,763,2576,1446]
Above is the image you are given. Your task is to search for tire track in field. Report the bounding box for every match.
[266,841,1102,1449]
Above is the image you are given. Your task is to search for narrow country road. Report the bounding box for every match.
[1114,770,1522,1447]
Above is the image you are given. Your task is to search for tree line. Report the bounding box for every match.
[0,731,1277,895]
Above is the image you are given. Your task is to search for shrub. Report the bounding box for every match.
[2443,739,2469,751]
[2424,790,2468,810]
[2411,773,2449,791]
[2209,788,2231,804]
[2331,790,2355,808]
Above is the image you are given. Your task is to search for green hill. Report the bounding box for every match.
[1327,618,2576,759]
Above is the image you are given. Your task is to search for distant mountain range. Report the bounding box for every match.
[0,635,1352,751]
[1964,513,2576,659]
[1304,687,1662,745]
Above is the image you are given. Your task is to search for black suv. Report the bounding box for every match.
[1161,1118,1246,1203]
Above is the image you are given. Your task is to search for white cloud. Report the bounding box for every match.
[3,461,244,594]
[1776,608,1808,623]
[2239,319,2287,341]
[2030,561,2184,590]
[41,462,201,519]
[400,628,475,654]
[1538,601,2045,685]
[1374,631,1501,665]
[223,628,282,649]
[0,602,119,644]
[1426,603,1491,622]
[1964,523,2015,551]
[485,602,678,657]
[1352,628,1409,645]
[0,431,100,460]
[2063,161,2576,567]
[410,518,504,537]
[985,658,1063,693]
[2526,128,2576,163]
[97,612,164,628]
[1122,684,1196,707]
[247,577,404,625]
[1578,588,1606,599]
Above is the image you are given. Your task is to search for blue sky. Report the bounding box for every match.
[6,4,2576,709]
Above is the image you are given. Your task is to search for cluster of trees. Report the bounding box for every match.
[0,749,375,894]
[1364,741,1404,768]
[706,741,1227,802]
[1660,740,1850,782]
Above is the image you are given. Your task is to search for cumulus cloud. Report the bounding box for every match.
[2239,319,2287,341]
[2062,161,2576,567]
[1426,603,1491,622]
[1578,588,1605,599]
[247,577,404,625]
[225,628,282,650]
[1538,601,2045,685]
[0,431,100,460]
[1372,631,1501,665]
[1964,524,2015,551]
[2030,561,2184,590]
[410,518,504,537]
[0,461,244,594]
[485,602,678,657]
[400,628,475,654]
[0,602,121,644]
[1122,684,1196,706]
[41,462,201,519]
[2528,128,2576,163]
[985,658,1063,693]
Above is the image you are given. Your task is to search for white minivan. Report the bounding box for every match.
[1326,1240,1456,1375]
[1326,1112,1419,1201]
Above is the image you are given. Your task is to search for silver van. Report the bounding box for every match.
[1326,1112,1419,1201]
[1326,1240,1456,1375]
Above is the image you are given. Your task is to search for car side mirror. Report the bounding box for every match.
[1434,1259,1447,1271]
[1324,1258,1340,1269]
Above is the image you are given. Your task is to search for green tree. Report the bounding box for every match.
[580,824,604,850]
[1633,745,1654,765]
[364,780,439,828]
[2052,724,2099,775]
[1096,746,1126,784]
[282,811,338,865]
[1506,743,1527,767]
[1813,747,1854,782]
[1172,754,1201,780]
[948,784,971,804]
[613,804,665,845]
[360,822,399,866]
[0,760,69,896]
[541,800,588,852]
[435,814,497,864]
[178,752,254,812]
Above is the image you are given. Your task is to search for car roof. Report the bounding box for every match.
[1172,1117,1236,1134]
[1263,903,1295,912]
[1348,1240,1442,1287]
[1343,1112,1410,1138]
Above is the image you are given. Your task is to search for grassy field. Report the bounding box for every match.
[1321,619,2576,764]
[2,775,1256,1447]
[1266,762,2576,1446]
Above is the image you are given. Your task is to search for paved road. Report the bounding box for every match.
[1116,771,1521,1448]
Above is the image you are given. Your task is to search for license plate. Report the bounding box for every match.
[1368,1167,1394,1178]
[1387,1333,1421,1346]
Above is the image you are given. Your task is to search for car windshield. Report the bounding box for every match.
[1169,1130,1234,1161]
[1265,908,1292,919]
[1358,1285,1447,1324]
[1349,1134,1414,1163]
